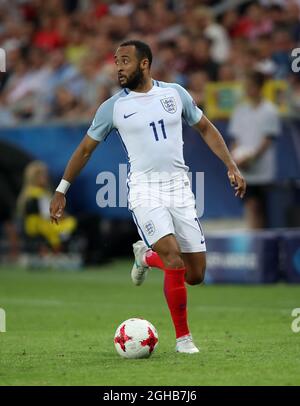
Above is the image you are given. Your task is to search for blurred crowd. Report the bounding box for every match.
[0,0,299,125]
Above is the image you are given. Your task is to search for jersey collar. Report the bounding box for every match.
[123,79,159,95]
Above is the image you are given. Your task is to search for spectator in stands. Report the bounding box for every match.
[49,86,86,121]
[284,1,300,43]
[65,24,89,66]
[229,71,281,229]
[4,48,51,121]
[0,140,32,260]
[218,62,236,81]
[45,48,80,98]
[17,161,77,252]
[254,35,277,77]
[33,15,64,51]
[232,3,273,40]
[155,41,178,80]
[187,70,209,109]
[190,37,219,80]
[189,6,230,63]
[174,33,194,76]
[272,28,295,79]
[228,39,259,80]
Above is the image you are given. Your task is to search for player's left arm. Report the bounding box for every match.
[194,114,246,198]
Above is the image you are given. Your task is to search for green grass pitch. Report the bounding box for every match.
[0,260,300,386]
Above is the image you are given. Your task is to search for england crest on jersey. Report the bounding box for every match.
[160,97,177,114]
[144,220,155,236]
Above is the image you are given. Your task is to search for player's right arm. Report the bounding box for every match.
[50,134,99,224]
[50,94,117,224]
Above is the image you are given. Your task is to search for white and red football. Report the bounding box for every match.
[114,318,158,359]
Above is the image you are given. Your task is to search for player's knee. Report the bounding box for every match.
[186,274,204,285]
[185,264,206,285]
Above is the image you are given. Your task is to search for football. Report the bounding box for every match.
[114,318,158,359]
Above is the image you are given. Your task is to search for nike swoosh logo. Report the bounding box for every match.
[124,112,137,119]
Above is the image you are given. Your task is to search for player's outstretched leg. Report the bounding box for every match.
[131,241,152,286]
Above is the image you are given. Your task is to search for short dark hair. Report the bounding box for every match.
[119,40,153,67]
[246,71,266,89]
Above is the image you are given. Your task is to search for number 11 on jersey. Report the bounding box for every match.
[150,119,167,141]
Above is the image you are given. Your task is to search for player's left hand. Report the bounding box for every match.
[227,165,246,198]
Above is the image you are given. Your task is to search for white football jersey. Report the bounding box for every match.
[87,80,203,183]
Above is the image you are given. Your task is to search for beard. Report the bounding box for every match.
[119,66,145,90]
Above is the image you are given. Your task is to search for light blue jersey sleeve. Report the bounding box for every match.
[159,82,203,126]
[173,84,203,126]
[87,93,120,142]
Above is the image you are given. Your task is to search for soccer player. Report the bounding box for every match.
[50,40,246,354]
